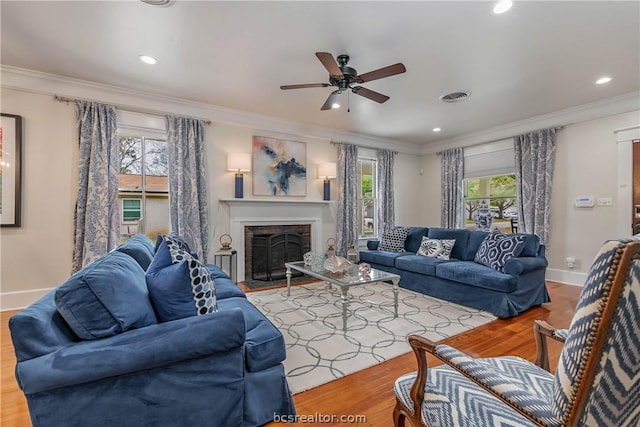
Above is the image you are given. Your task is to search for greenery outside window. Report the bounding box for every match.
[357,157,377,238]
[464,174,517,231]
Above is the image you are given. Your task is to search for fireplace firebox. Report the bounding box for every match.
[245,225,311,281]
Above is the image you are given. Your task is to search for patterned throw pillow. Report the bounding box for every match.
[416,237,456,260]
[474,232,526,272]
[378,226,410,252]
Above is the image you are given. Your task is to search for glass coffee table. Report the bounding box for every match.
[284,261,401,332]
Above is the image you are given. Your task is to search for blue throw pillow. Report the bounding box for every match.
[55,251,158,340]
[114,234,155,270]
[475,232,526,272]
[146,236,217,322]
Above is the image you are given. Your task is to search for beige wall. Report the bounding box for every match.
[1,89,77,296]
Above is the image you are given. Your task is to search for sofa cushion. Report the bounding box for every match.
[114,234,155,270]
[359,250,409,267]
[436,261,517,293]
[217,297,286,372]
[427,228,470,260]
[417,237,456,260]
[378,226,410,252]
[405,227,429,252]
[146,237,217,322]
[517,233,541,257]
[396,255,451,276]
[475,232,526,272]
[54,251,158,340]
[464,231,490,260]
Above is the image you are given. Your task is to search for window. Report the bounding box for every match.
[464,174,517,232]
[357,157,377,238]
[122,199,141,222]
[118,136,170,239]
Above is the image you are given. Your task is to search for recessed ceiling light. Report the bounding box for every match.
[433,127,441,132]
[331,103,340,109]
[493,0,513,14]
[139,55,158,65]
[595,76,612,85]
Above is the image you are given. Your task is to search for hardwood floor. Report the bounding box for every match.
[1,281,580,427]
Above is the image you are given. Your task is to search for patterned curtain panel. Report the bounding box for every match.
[376,149,396,228]
[336,143,358,256]
[72,101,120,272]
[439,147,464,229]
[166,116,209,262]
[514,128,557,246]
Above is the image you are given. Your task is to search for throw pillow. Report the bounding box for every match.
[146,237,217,322]
[114,234,155,270]
[474,232,526,272]
[416,237,456,260]
[154,232,191,254]
[378,226,410,252]
[55,251,158,340]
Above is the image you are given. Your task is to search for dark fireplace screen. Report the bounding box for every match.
[252,233,304,281]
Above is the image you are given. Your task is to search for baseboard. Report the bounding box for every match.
[1,288,53,311]
[546,268,588,287]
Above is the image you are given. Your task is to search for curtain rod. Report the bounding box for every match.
[330,141,398,155]
[437,125,564,155]
[54,95,212,126]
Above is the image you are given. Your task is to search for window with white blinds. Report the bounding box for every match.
[463,138,514,179]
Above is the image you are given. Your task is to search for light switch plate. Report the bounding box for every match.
[597,197,613,206]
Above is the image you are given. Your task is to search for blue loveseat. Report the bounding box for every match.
[359,227,550,318]
[9,234,295,427]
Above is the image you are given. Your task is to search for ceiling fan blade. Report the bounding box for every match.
[352,86,390,103]
[280,83,330,90]
[315,52,343,77]
[357,63,406,83]
[321,90,341,110]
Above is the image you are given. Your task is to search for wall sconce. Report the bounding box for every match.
[227,153,251,198]
[317,162,337,201]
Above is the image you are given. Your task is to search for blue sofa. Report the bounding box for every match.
[9,234,295,427]
[359,227,550,318]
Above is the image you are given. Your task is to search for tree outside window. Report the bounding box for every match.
[118,136,169,241]
[464,174,517,231]
[357,158,377,238]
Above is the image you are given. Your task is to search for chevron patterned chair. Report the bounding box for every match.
[393,237,640,426]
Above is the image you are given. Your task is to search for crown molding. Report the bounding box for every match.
[0,65,421,154]
[421,91,640,155]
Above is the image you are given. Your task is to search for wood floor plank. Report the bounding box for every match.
[1,281,580,426]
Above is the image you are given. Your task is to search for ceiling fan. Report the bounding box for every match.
[280,52,406,110]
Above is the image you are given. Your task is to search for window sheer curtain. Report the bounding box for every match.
[376,148,396,228]
[72,101,120,272]
[166,116,209,262]
[439,147,465,229]
[336,143,358,256]
[514,128,557,246]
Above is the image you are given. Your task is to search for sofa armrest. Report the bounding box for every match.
[16,308,246,394]
[503,256,548,275]
[367,240,380,250]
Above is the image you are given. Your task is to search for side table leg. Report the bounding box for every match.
[286,267,292,297]
[341,286,349,332]
[392,278,399,318]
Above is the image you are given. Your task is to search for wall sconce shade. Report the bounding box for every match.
[317,162,337,201]
[227,153,251,198]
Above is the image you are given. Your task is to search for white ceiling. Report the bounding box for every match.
[2,1,639,149]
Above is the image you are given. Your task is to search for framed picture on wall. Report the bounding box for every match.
[252,136,307,197]
[1,113,23,227]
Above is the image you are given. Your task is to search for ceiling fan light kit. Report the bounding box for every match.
[280,52,406,111]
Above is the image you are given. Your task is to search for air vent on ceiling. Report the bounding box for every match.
[439,91,471,103]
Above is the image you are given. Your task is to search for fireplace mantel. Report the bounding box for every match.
[221,198,331,282]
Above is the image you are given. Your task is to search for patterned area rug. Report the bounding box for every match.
[247,281,497,394]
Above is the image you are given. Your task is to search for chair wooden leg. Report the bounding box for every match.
[393,401,408,427]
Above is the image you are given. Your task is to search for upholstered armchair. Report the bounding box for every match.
[393,237,640,426]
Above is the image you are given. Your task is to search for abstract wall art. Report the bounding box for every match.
[1,113,22,227]
[252,136,307,196]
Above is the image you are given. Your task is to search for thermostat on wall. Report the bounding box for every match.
[574,196,595,208]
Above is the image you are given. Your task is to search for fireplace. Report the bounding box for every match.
[245,224,311,281]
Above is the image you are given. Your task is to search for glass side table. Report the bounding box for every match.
[213,249,237,283]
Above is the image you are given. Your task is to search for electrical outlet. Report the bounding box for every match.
[566,257,576,269]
